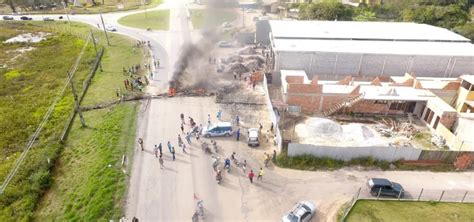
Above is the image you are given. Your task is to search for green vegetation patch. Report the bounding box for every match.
[0,21,95,221]
[191,8,239,29]
[346,200,474,222]
[118,10,170,30]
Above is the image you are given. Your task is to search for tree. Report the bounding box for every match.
[454,23,474,42]
[354,8,377,21]
[401,4,469,29]
[298,1,354,21]
[4,0,16,12]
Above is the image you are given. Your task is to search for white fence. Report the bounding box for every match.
[288,143,422,162]
[263,74,282,152]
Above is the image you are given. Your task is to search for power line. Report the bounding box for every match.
[0,35,92,195]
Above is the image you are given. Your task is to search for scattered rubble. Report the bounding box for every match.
[238,45,256,55]
[4,32,50,43]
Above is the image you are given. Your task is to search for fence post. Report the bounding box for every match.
[461,191,468,203]
[356,187,361,199]
[418,188,424,201]
[439,190,445,202]
[377,187,382,200]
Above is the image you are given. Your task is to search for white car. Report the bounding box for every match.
[282,201,316,222]
[217,41,232,48]
[105,25,117,32]
[247,128,260,147]
[43,17,54,21]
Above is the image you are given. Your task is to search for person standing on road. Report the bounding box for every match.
[138,138,144,151]
[273,150,277,162]
[158,143,163,156]
[159,155,164,169]
[186,132,192,144]
[270,123,274,133]
[180,113,185,124]
[178,134,183,147]
[171,147,176,161]
[182,143,187,154]
[257,168,264,181]
[180,123,185,133]
[216,110,222,120]
[154,144,159,158]
[167,141,172,153]
[248,170,255,183]
[236,128,241,141]
[235,115,240,126]
[207,114,211,125]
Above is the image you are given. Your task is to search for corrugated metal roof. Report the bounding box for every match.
[272,39,474,57]
[269,20,470,42]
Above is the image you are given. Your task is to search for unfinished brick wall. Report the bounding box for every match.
[320,95,347,112]
[287,94,321,113]
[440,112,457,130]
[287,83,322,94]
[348,101,407,115]
[285,76,304,84]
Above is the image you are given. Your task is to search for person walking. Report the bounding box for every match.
[180,113,185,124]
[270,123,274,133]
[180,123,184,133]
[207,114,211,125]
[159,155,164,169]
[257,168,264,181]
[154,144,159,158]
[216,110,222,120]
[273,150,277,162]
[185,132,192,144]
[171,147,176,161]
[137,138,144,151]
[235,115,240,126]
[167,141,172,153]
[182,143,187,154]
[178,134,183,147]
[248,170,255,184]
[236,128,241,141]
[158,143,163,156]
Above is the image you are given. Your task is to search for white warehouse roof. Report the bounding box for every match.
[273,39,474,57]
[269,20,470,42]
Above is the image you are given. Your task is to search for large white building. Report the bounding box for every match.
[265,20,474,80]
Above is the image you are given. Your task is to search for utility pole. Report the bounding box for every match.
[63,2,71,26]
[90,30,103,72]
[69,74,86,127]
[99,11,111,46]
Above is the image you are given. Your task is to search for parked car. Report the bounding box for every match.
[58,16,63,19]
[3,15,14,20]
[105,24,117,32]
[43,17,54,21]
[20,16,32,20]
[217,41,232,48]
[247,128,260,147]
[282,201,316,222]
[367,178,404,198]
[202,122,233,137]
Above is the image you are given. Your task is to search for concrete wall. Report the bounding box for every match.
[255,20,271,44]
[263,74,282,151]
[288,143,422,161]
[275,51,474,80]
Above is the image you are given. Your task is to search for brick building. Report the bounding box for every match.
[277,70,474,150]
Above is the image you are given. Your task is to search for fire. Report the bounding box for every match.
[168,87,177,97]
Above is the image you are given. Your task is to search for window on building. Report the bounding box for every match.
[433,116,440,129]
[374,100,387,104]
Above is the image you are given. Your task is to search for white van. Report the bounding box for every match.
[202,122,233,137]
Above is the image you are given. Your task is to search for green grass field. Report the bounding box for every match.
[0,0,162,14]
[191,8,239,29]
[0,21,145,220]
[118,10,170,30]
[346,200,474,222]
